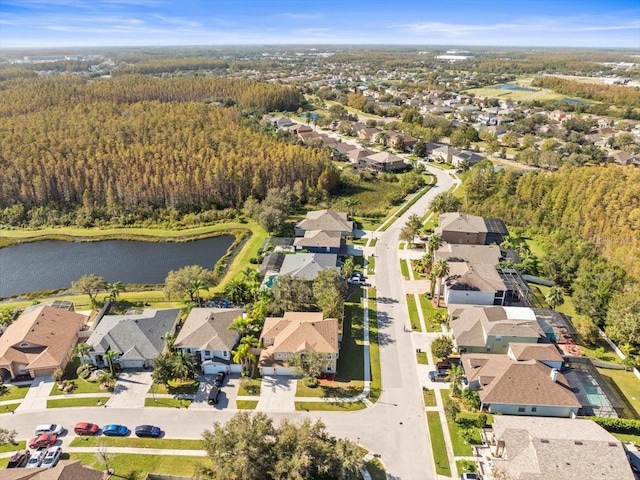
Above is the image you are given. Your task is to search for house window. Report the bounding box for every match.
[531,407,537,412]
[222,351,228,358]
[486,347,492,352]
[495,335,502,341]
[518,406,526,413]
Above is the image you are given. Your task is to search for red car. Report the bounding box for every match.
[74,422,100,436]
[28,433,57,449]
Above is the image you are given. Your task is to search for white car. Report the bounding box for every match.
[41,446,62,469]
[35,424,64,436]
[25,450,46,468]
[347,272,365,285]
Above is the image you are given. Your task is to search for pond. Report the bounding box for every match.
[557,97,587,105]
[0,235,235,297]
[495,83,536,92]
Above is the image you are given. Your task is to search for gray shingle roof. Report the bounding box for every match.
[175,308,242,352]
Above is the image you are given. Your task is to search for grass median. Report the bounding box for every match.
[69,436,203,449]
[47,397,110,408]
[427,411,451,477]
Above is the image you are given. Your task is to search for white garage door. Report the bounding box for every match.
[274,367,296,376]
[260,367,276,376]
[120,359,144,369]
[202,363,229,375]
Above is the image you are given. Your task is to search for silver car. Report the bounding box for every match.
[41,446,62,469]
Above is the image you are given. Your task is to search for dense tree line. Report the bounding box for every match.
[0,77,331,226]
[531,76,640,109]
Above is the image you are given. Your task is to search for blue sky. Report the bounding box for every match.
[1,0,639,49]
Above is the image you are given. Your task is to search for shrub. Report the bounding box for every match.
[589,417,640,435]
[51,368,65,382]
[476,413,488,429]
[0,428,17,445]
[444,397,460,421]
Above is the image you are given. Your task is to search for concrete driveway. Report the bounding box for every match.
[15,376,54,413]
[106,370,152,408]
[256,376,296,412]
[189,373,239,410]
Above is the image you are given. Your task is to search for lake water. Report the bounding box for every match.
[495,83,536,92]
[557,97,587,105]
[0,235,235,297]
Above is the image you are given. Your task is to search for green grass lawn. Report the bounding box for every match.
[427,411,451,476]
[237,378,261,396]
[50,358,107,396]
[416,352,428,364]
[423,389,437,407]
[0,440,25,454]
[144,397,193,409]
[0,385,29,401]
[447,419,482,456]
[236,400,258,409]
[1,402,21,413]
[368,288,382,403]
[367,255,375,275]
[294,401,366,411]
[406,294,422,332]
[296,379,364,398]
[457,460,479,476]
[69,453,211,477]
[366,457,386,480]
[399,259,410,279]
[613,432,640,444]
[70,436,203,449]
[368,238,377,247]
[148,379,200,395]
[47,397,109,408]
[598,368,640,419]
[419,294,445,332]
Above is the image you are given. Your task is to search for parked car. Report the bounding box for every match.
[41,446,62,469]
[7,450,31,468]
[74,422,100,436]
[428,370,448,382]
[207,386,221,405]
[460,474,480,480]
[214,372,226,387]
[347,274,365,285]
[135,425,162,438]
[102,424,129,437]
[28,433,57,449]
[436,361,452,371]
[35,424,64,436]
[25,450,46,468]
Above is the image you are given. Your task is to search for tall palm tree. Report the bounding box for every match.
[233,341,258,378]
[106,281,125,302]
[190,279,206,307]
[545,286,565,310]
[97,370,116,390]
[427,234,443,260]
[432,258,450,307]
[224,279,249,305]
[446,364,465,398]
[171,350,197,382]
[102,349,118,376]
[73,342,92,364]
[420,253,434,275]
[342,198,360,218]
[161,332,176,354]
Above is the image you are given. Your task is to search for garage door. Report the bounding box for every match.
[260,367,276,376]
[202,363,229,375]
[274,367,296,376]
[120,359,144,369]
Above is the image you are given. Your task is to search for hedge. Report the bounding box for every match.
[589,416,640,435]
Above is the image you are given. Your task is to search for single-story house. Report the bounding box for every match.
[358,151,408,172]
[294,209,353,238]
[86,308,181,369]
[278,253,339,281]
[451,151,484,168]
[174,307,243,374]
[294,230,343,254]
[461,346,581,417]
[0,305,87,381]
[259,312,339,376]
[435,244,504,266]
[444,262,508,306]
[448,305,549,354]
[435,212,509,245]
[482,416,635,480]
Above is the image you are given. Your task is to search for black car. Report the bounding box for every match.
[208,386,221,405]
[214,372,226,387]
[7,450,31,468]
[134,425,162,438]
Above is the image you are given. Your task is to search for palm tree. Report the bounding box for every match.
[427,234,443,260]
[224,279,249,305]
[190,279,206,307]
[171,350,197,382]
[73,342,92,364]
[432,258,450,307]
[106,281,125,302]
[228,315,261,336]
[446,365,465,398]
[97,370,116,390]
[342,198,360,218]
[420,253,434,275]
[103,349,118,376]
[233,341,258,378]
[161,332,176,354]
[545,286,565,310]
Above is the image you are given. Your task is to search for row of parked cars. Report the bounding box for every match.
[428,360,452,382]
[207,371,226,405]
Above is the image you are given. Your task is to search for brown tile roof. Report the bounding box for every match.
[347,148,375,162]
[438,212,487,233]
[0,306,86,376]
[509,343,563,362]
[364,151,406,165]
[174,307,243,352]
[490,416,635,480]
[461,353,580,408]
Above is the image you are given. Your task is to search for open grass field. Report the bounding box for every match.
[462,80,592,104]
[69,453,211,477]
[69,436,203,449]
[426,411,451,476]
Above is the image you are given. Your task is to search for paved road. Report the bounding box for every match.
[0,166,455,479]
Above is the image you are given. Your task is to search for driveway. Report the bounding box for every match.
[189,374,239,410]
[15,376,54,413]
[256,376,296,412]
[106,370,152,408]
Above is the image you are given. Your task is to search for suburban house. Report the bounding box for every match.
[448,305,549,354]
[0,305,87,381]
[174,307,243,375]
[258,312,339,376]
[480,416,635,480]
[431,144,459,163]
[358,151,408,172]
[435,212,509,245]
[451,150,484,168]
[443,262,508,306]
[294,230,343,254]
[460,344,581,417]
[294,209,353,238]
[435,244,504,266]
[86,308,181,369]
[347,148,375,163]
[279,253,339,281]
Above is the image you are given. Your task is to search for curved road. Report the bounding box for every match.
[1,166,455,479]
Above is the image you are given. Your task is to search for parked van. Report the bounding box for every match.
[207,386,220,405]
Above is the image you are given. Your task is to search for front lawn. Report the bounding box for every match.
[294,401,366,411]
[335,289,365,384]
[69,437,203,450]
[145,397,192,409]
[406,294,422,331]
[47,397,109,408]
[1,402,20,413]
[69,453,211,477]
[0,384,29,401]
[148,379,200,395]
[597,368,640,419]
[50,358,107,396]
[416,352,428,364]
[236,400,258,409]
[0,440,25,454]
[237,378,261,396]
[423,389,436,407]
[419,294,445,332]
[296,379,364,398]
[426,411,451,476]
[448,419,481,456]
[457,460,479,476]
[399,259,410,280]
